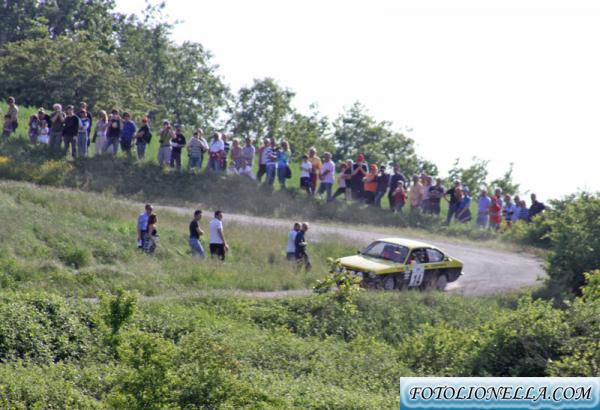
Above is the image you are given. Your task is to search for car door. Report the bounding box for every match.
[406,248,429,287]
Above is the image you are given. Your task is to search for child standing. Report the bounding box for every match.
[38,121,50,145]
[300,155,313,194]
[28,115,41,144]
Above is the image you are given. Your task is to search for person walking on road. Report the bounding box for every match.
[287,222,301,261]
[209,210,229,260]
[137,203,153,250]
[295,222,311,271]
[189,209,205,259]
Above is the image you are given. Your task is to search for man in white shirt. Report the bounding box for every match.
[317,152,335,202]
[208,132,225,171]
[209,210,229,260]
[287,222,301,260]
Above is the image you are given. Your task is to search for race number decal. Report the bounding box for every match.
[408,262,425,287]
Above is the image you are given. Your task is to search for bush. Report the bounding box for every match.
[472,297,568,376]
[543,193,600,295]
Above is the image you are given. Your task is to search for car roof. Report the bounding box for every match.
[375,237,440,250]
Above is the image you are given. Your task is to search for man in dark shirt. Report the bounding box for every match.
[62,105,80,158]
[374,165,390,207]
[349,154,368,200]
[428,178,445,216]
[105,110,122,155]
[170,125,187,170]
[189,210,205,259]
[294,222,311,271]
[528,193,546,221]
[388,165,407,210]
[444,180,462,225]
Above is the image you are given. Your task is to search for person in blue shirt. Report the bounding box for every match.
[136,203,153,249]
[456,188,472,223]
[120,112,137,157]
[476,189,492,228]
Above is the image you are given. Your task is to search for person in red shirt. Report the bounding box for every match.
[489,196,502,230]
[393,181,406,213]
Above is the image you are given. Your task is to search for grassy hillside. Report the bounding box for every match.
[0,181,352,296]
[0,182,597,409]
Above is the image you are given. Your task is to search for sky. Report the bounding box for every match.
[116,0,600,200]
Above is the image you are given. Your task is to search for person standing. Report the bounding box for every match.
[187,131,205,172]
[242,137,255,171]
[120,112,136,157]
[489,196,502,230]
[388,165,407,210]
[363,164,378,204]
[2,115,12,141]
[409,175,424,212]
[299,155,313,194]
[189,210,205,259]
[294,222,311,271]
[207,132,224,171]
[318,152,335,202]
[170,125,186,170]
[135,117,152,160]
[38,120,50,145]
[49,104,65,151]
[104,110,122,155]
[428,178,445,216]
[76,112,90,157]
[287,222,301,260]
[93,111,109,155]
[209,210,229,260]
[444,180,462,225]
[349,154,368,200]
[476,189,492,228]
[277,141,291,188]
[528,193,546,221]
[256,137,270,181]
[265,139,278,185]
[28,114,41,145]
[6,97,19,134]
[502,195,516,229]
[456,188,472,223]
[308,147,322,195]
[145,212,159,254]
[77,102,93,147]
[333,162,349,200]
[392,181,407,213]
[158,121,174,167]
[62,105,80,158]
[221,133,230,170]
[137,204,153,250]
[374,165,390,207]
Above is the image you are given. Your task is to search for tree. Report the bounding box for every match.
[447,157,490,193]
[490,163,520,195]
[0,36,150,114]
[282,104,333,158]
[230,78,294,140]
[332,102,421,175]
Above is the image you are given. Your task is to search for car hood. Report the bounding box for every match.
[337,255,404,274]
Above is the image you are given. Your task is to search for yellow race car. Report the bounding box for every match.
[335,238,463,291]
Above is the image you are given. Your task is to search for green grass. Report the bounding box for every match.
[0,180,352,297]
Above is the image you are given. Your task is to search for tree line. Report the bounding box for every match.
[0,0,519,188]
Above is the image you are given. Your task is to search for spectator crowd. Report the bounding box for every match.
[2,97,546,233]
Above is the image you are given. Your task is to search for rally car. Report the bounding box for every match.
[334,238,463,291]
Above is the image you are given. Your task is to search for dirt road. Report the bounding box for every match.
[160,206,546,297]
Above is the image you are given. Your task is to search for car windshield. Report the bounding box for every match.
[362,241,409,263]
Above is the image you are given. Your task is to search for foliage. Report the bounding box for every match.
[543,193,600,295]
[489,162,520,195]
[332,102,418,172]
[282,104,334,158]
[314,258,363,314]
[230,78,294,140]
[447,157,489,192]
[0,36,150,114]
[99,289,137,351]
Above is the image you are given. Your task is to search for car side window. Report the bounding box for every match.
[426,248,444,263]
[408,248,428,264]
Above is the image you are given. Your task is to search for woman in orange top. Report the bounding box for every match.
[363,164,378,204]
